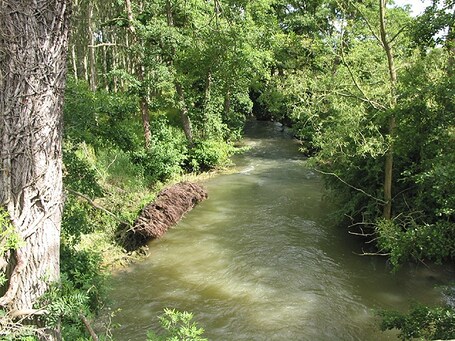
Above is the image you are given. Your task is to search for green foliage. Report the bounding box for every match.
[62,197,98,245]
[63,142,103,198]
[379,304,455,340]
[60,245,106,314]
[371,50,455,268]
[376,219,455,269]
[146,308,207,341]
[0,319,38,341]
[411,1,455,50]
[96,147,147,191]
[64,77,142,152]
[186,140,235,173]
[0,207,24,256]
[62,142,104,245]
[0,207,24,287]
[37,245,106,340]
[259,0,455,270]
[132,119,188,182]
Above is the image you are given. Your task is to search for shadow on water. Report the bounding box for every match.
[108,120,454,341]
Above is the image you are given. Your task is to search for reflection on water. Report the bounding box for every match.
[109,120,454,341]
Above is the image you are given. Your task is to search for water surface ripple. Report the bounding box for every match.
[110,121,453,340]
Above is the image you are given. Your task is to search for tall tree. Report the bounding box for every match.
[0,0,70,338]
[379,0,398,220]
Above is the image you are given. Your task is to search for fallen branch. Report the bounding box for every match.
[66,189,130,227]
[79,314,99,341]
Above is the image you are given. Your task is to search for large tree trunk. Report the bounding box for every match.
[379,0,397,220]
[0,0,70,339]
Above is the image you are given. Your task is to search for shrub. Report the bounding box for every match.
[379,304,455,340]
[186,139,235,172]
[146,308,207,341]
[132,119,188,182]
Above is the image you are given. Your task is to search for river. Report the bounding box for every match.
[108,120,454,340]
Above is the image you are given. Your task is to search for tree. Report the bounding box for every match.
[379,0,398,220]
[0,0,70,339]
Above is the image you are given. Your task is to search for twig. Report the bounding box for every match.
[347,0,382,45]
[79,314,99,341]
[87,43,119,48]
[389,24,408,45]
[348,231,375,237]
[354,250,389,256]
[314,169,387,204]
[66,189,130,226]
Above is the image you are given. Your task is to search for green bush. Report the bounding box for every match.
[60,245,106,314]
[379,304,455,340]
[33,245,107,340]
[63,142,103,198]
[186,140,235,172]
[64,77,142,152]
[132,119,188,182]
[376,219,455,268]
[146,308,207,341]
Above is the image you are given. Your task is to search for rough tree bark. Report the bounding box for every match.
[0,0,70,338]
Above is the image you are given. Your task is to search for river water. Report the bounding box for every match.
[109,120,453,340]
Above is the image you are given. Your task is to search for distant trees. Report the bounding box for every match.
[0,0,71,339]
[67,0,274,147]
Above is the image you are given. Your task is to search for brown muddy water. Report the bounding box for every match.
[108,120,454,340]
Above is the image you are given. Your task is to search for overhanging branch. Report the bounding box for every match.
[315,169,387,204]
[66,189,130,226]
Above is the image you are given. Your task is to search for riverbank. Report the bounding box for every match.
[73,167,237,272]
[106,121,455,341]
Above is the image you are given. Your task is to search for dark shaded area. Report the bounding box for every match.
[122,182,208,251]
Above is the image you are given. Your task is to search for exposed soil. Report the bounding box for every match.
[122,182,208,251]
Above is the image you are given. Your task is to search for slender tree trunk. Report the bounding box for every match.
[165,0,194,146]
[0,1,70,339]
[140,96,152,149]
[176,83,194,146]
[88,0,97,91]
[103,45,108,91]
[113,39,119,92]
[202,71,212,138]
[125,0,136,33]
[223,89,231,120]
[447,24,455,76]
[379,0,397,220]
[83,55,89,82]
[71,45,78,80]
[137,64,152,148]
[124,0,153,148]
